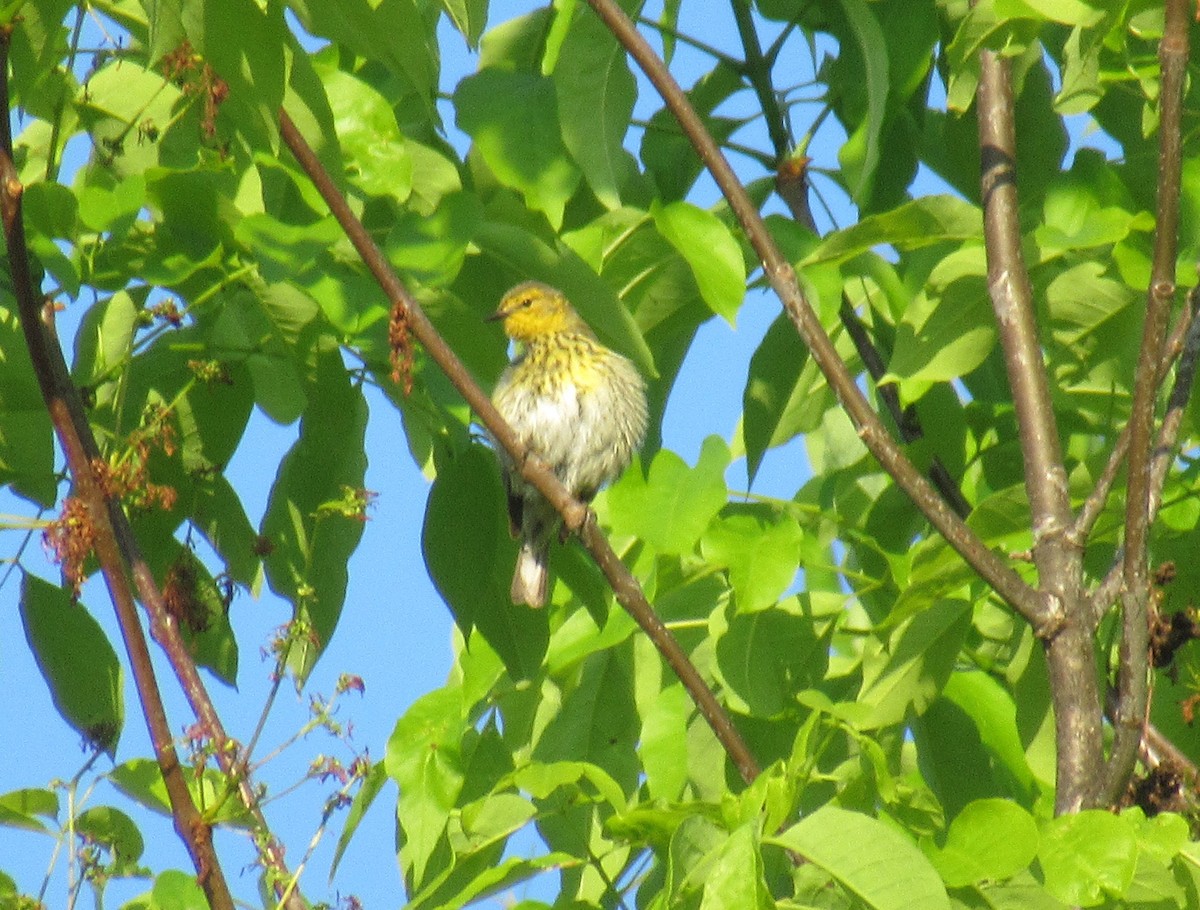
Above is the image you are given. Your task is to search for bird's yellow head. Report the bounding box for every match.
[488,281,591,343]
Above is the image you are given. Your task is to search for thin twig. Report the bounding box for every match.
[0,27,234,910]
[583,0,1049,631]
[1074,295,1197,548]
[730,0,790,162]
[276,110,763,786]
[1101,0,1190,808]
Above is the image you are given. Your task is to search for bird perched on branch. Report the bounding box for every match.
[488,281,647,608]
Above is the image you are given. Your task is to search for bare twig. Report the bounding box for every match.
[583,0,1049,631]
[1074,295,1197,548]
[976,49,1100,813]
[276,111,763,786]
[1088,288,1200,621]
[1101,0,1191,808]
[0,27,234,910]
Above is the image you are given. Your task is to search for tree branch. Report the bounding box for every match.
[975,49,1101,813]
[276,111,763,786]
[777,162,973,519]
[1074,296,1196,549]
[0,27,234,910]
[583,0,1050,632]
[1102,0,1191,805]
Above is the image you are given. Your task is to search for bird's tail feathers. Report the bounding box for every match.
[511,537,550,608]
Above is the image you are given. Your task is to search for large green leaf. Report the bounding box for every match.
[607,436,728,556]
[770,806,951,910]
[289,0,436,112]
[858,599,972,729]
[422,443,549,679]
[318,64,414,203]
[699,823,775,910]
[551,0,638,209]
[834,0,891,207]
[0,299,54,505]
[1037,810,1138,906]
[20,574,123,754]
[928,799,1039,887]
[651,201,745,324]
[455,69,580,228]
[386,687,468,889]
[701,509,803,614]
[260,353,368,684]
[807,196,983,266]
[712,600,826,718]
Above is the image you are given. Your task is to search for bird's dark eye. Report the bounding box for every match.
[520,297,534,308]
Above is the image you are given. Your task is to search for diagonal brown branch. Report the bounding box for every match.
[1102,0,1192,806]
[583,0,1050,632]
[276,111,763,786]
[777,163,973,519]
[0,27,234,910]
[2,26,309,907]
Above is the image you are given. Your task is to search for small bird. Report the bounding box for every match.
[488,281,648,608]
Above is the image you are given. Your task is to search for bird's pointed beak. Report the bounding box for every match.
[485,308,506,323]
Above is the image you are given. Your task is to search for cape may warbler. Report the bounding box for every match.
[488,281,647,608]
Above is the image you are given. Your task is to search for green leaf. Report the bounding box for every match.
[929,799,1039,887]
[858,599,972,729]
[331,759,389,877]
[712,601,826,718]
[534,649,640,796]
[0,299,54,505]
[640,61,742,201]
[885,246,995,397]
[385,687,467,888]
[769,806,951,910]
[806,196,983,266]
[741,310,820,484]
[995,0,1105,26]
[20,574,123,753]
[834,0,890,207]
[423,443,549,679]
[150,869,208,910]
[440,0,488,47]
[1045,261,1136,346]
[638,683,689,800]
[551,2,636,209]
[652,201,745,324]
[386,190,480,288]
[0,788,58,833]
[607,436,729,555]
[76,805,144,870]
[319,64,414,203]
[182,0,287,150]
[23,180,79,295]
[1038,810,1138,906]
[108,758,252,828]
[291,0,436,110]
[455,69,580,228]
[260,354,368,684]
[701,510,803,613]
[700,824,775,910]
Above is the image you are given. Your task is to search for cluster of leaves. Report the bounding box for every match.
[4,0,1200,906]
